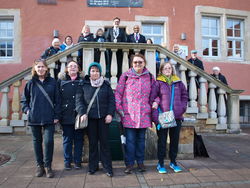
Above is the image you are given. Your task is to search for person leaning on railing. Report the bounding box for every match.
[21,59,60,178]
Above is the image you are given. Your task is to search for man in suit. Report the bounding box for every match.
[105,17,127,79]
[127,25,146,62]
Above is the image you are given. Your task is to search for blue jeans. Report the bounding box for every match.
[62,125,84,164]
[124,128,146,166]
[31,124,55,167]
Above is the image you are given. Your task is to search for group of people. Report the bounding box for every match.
[21,52,188,178]
[21,16,229,179]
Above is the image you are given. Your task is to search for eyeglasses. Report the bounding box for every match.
[67,65,78,68]
[133,61,144,65]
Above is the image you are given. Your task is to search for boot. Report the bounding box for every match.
[35,165,45,177]
[45,166,54,178]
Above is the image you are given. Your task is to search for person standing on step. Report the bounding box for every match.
[21,59,60,178]
[115,53,155,174]
[150,62,188,174]
[58,60,84,171]
[105,17,127,79]
[76,62,115,177]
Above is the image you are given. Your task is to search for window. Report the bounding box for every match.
[142,24,164,45]
[227,19,244,59]
[0,19,14,58]
[202,17,220,57]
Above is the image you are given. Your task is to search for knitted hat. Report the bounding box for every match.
[52,38,60,46]
[88,62,102,75]
[213,66,220,71]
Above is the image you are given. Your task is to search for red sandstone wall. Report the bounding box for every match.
[0,0,249,94]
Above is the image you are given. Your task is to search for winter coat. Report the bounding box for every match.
[75,75,115,119]
[211,73,228,85]
[21,75,60,126]
[187,57,204,70]
[41,46,60,59]
[150,75,188,125]
[58,73,83,125]
[77,33,94,43]
[115,68,155,129]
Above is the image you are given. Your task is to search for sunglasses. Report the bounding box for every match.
[133,61,144,65]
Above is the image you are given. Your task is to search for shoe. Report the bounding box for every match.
[106,171,113,177]
[124,165,133,174]
[64,163,72,171]
[74,163,82,170]
[88,167,99,175]
[157,163,167,174]
[169,162,182,173]
[137,163,146,172]
[35,165,45,177]
[45,167,54,178]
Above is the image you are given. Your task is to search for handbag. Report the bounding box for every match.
[158,83,177,129]
[75,87,100,130]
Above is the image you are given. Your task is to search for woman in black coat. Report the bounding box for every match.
[76,62,115,177]
[58,60,84,170]
[21,59,60,178]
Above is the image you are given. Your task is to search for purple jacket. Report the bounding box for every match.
[150,75,188,124]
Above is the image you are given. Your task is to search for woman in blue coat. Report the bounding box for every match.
[21,59,60,178]
[58,60,84,170]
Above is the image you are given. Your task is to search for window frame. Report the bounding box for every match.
[0,19,14,59]
[201,16,221,58]
[226,18,244,60]
[142,23,164,45]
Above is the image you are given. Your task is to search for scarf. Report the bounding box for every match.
[90,76,104,87]
[63,42,73,50]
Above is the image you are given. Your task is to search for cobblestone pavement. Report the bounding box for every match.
[0,128,250,188]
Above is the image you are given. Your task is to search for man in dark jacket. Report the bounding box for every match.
[187,50,204,88]
[127,25,146,62]
[105,17,127,79]
[41,38,61,79]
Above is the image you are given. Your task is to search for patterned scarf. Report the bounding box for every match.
[90,76,104,87]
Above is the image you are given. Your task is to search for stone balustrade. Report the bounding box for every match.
[0,42,243,134]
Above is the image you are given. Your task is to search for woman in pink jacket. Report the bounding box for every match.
[115,53,154,174]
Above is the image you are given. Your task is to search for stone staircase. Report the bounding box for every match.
[0,42,243,158]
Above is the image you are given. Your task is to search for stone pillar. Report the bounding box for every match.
[82,48,94,72]
[48,62,56,78]
[197,77,208,119]
[99,48,106,77]
[206,83,218,125]
[217,88,227,131]
[71,51,78,62]
[122,49,129,74]
[187,71,198,113]
[145,49,156,78]
[0,87,12,133]
[179,65,187,89]
[11,81,21,120]
[110,49,118,89]
[60,56,67,74]
[227,93,241,133]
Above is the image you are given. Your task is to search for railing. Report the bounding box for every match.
[0,42,243,133]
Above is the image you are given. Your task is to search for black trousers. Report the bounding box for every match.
[87,118,112,172]
[156,120,182,165]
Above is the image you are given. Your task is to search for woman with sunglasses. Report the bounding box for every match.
[115,53,155,174]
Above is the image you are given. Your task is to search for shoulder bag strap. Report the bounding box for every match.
[86,87,100,115]
[170,83,175,111]
[35,82,54,109]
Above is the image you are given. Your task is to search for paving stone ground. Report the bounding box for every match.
[0,128,250,188]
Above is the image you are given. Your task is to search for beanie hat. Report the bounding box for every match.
[213,66,220,71]
[88,62,102,75]
[52,38,60,46]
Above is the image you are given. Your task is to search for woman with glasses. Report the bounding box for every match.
[150,62,188,174]
[58,60,84,170]
[115,53,155,174]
